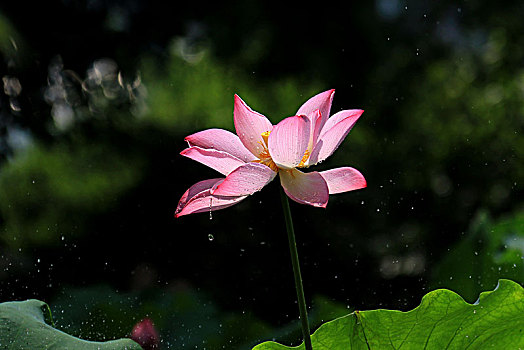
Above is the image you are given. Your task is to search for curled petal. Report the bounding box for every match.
[309,109,364,165]
[211,162,276,196]
[268,115,310,169]
[296,89,335,132]
[279,169,329,208]
[175,178,247,218]
[181,147,245,176]
[319,167,367,194]
[306,109,322,154]
[185,128,257,163]
[234,95,273,158]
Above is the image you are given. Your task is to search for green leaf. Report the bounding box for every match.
[0,299,142,349]
[253,279,524,349]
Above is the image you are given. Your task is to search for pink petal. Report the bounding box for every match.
[308,109,364,165]
[175,178,247,218]
[306,109,322,153]
[279,169,329,208]
[319,167,367,194]
[211,162,276,196]
[185,128,257,163]
[268,115,310,169]
[181,147,245,176]
[318,109,364,140]
[297,89,335,145]
[234,95,273,158]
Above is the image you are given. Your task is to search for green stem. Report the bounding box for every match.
[280,187,313,350]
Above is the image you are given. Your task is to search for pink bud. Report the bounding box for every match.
[130,318,159,350]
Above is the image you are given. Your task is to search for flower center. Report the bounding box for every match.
[252,130,311,171]
[298,149,310,168]
[253,131,279,172]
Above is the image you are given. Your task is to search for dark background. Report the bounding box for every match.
[0,1,522,348]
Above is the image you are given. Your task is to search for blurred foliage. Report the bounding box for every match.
[431,208,524,302]
[0,139,144,247]
[50,283,349,349]
[141,46,321,131]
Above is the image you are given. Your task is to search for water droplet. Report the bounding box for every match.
[208,234,214,241]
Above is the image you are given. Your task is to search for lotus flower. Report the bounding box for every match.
[175,89,366,217]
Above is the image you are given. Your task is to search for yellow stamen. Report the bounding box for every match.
[298,149,310,168]
[251,130,279,172]
[261,131,271,146]
[253,158,279,172]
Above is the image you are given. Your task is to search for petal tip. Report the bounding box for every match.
[318,201,328,208]
[234,94,244,105]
